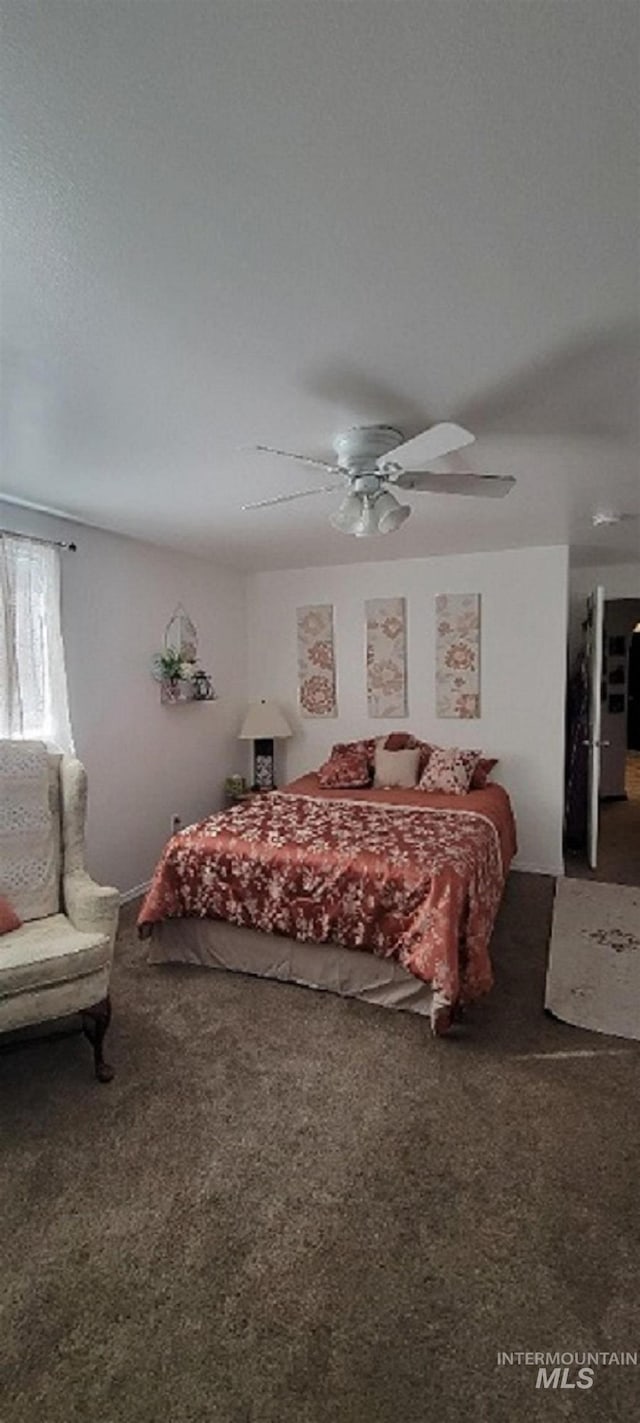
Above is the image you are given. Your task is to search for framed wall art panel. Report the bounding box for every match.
[435,593,481,719]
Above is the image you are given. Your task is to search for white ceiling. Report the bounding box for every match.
[1,1,638,571]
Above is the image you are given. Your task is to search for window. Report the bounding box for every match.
[0,533,74,752]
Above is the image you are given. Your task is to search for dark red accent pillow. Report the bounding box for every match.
[382,732,415,751]
[470,757,498,789]
[330,740,376,772]
[318,745,371,788]
[0,897,22,936]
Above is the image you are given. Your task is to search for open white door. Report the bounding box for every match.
[584,585,606,869]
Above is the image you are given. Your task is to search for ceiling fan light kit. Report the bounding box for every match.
[329,491,364,534]
[370,490,411,535]
[246,422,516,537]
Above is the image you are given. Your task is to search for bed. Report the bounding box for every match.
[138,771,517,1034]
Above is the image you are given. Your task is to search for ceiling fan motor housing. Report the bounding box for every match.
[333,425,404,470]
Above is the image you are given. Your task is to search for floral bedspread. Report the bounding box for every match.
[138,790,510,1004]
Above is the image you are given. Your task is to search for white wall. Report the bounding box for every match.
[248,545,569,876]
[0,502,247,895]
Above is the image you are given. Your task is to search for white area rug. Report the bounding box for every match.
[546,878,640,1040]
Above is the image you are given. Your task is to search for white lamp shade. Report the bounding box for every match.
[329,492,363,533]
[354,496,380,538]
[239,700,292,739]
[375,491,410,534]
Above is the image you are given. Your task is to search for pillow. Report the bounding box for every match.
[418,747,481,795]
[330,739,377,770]
[373,746,421,789]
[0,897,22,936]
[376,733,433,775]
[470,756,498,790]
[318,745,371,788]
[380,732,416,752]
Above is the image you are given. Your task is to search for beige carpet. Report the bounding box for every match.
[546,878,640,1040]
[1,876,639,1423]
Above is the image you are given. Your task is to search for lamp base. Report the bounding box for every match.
[253,738,275,791]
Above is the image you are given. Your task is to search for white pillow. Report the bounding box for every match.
[373,746,420,789]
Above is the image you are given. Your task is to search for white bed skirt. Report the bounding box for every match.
[148,918,437,1017]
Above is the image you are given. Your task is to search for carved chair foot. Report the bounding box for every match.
[81,994,114,1082]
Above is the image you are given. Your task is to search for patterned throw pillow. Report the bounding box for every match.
[318,745,371,788]
[418,747,481,795]
[330,739,377,770]
[470,757,498,789]
[373,746,421,789]
[0,896,22,936]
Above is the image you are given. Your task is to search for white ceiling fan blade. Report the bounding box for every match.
[253,444,340,473]
[242,484,343,511]
[391,471,516,498]
[379,422,475,469]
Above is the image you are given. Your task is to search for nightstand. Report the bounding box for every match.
[224,788,252,808]
[224,787,271,808]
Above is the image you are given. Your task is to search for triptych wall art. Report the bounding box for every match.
[435,593,481,719]
[365,597,408,718]
[296,604,337,718]
[295,593,481,720]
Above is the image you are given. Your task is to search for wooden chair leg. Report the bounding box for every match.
[81,994,114,1082]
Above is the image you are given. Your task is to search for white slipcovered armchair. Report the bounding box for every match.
[0,741,119,1081]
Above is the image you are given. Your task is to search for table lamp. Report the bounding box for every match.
[239,699,292,790]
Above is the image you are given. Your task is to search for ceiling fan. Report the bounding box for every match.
[242,423,515,536]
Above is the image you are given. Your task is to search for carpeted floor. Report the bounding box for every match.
[1,874,639,1423]
[565,791,640,887]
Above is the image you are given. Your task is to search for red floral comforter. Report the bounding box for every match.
[138,785,516,1004]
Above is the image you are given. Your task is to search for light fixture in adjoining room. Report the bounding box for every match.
[592,511,623,527]
[238,699,292,790]
[329,490,410,538]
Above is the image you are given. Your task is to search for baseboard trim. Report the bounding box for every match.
[119,881,150,906]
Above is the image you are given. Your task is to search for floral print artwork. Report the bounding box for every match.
[366,597,408,718]
[436,593,481,719]
[297,604,337,718]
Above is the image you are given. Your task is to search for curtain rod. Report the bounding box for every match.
[0,528,77,552]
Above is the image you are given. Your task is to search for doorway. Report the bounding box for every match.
[565,596,640,886]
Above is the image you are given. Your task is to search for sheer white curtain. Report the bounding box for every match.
[0,534,75,753]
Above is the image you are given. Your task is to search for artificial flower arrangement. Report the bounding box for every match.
[151,649,215,703]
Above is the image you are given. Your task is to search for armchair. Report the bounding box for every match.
[0,741,119,1081]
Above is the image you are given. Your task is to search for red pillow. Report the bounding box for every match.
[470,757,498,789]
[318,745,371,788]
[330,739,377,771]
[0,897,22,936]
[382,732,416,751]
